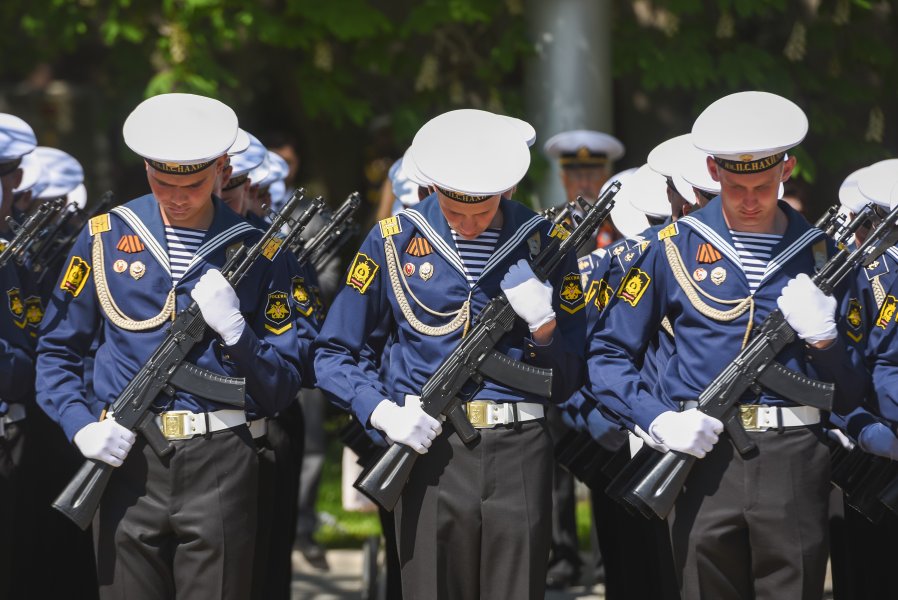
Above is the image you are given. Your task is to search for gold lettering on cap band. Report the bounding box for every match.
[714,152,785,174]
[146,158,216,175]
[223,173,249,190]
[560,146,608,168]
[436,186,492,204]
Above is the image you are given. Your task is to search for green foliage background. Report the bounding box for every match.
[1,0,896,211]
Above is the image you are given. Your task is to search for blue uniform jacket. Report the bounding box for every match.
[0,258,36,414]
[588,198,863,434]
[831,246,898,436]
[314,194,587,432]
[36,194,312,441]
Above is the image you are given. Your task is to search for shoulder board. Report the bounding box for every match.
[657,222,678,241]
[379,216,402,238]
[89,214,111,236]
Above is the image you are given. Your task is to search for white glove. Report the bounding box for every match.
[633,425,669,453]
[500,258,555,332]
[827,428,855,451]
[73,418,137,467]
[776,273,837,344]
[191,269,245,346]
[370,398,442,454]
[649,409,723,459]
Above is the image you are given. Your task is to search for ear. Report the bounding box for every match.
[213,155,227,175]
[11,168,22,190]
[780,155,797,182]
[706,156,721,182]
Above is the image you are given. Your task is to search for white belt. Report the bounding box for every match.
[248,418,268,439]
[404,395,544,429]
[684,401,820,432]
[155,409,246,440]
[1,403,26,425]
[0,403,26,437]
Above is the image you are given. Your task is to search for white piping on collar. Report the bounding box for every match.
[678,216,743,269]
[181,222,256,282]
[478,215,545,283]
[760,228,824,287]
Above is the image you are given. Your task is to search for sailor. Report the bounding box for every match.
[587,91,864,599]
[0,112,38,600]
[35,93,312,600]
[314,108,586,599]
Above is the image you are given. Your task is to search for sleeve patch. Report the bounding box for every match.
[346,252,379,294]
[616,267,651,307]
[379,216,402,238]
[89,214,111,236]
[264,291,293,335]
[657,222,678,241]
[587,279,612,311]
[60,256,92,297]
[291,276,314,317]
[559,272,585,314]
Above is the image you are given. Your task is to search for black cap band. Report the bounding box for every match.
[714,152,785,174]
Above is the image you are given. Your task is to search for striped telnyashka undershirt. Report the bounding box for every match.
[451,227,501,287]
[729,230,782,292]
[164,225,206,285]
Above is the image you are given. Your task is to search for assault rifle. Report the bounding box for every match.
[32,192,116,282]
[619,200,898,520]
[293,192,361,268]
[354,183,621,511]
[53,190,323,530]
[0,198,66,269]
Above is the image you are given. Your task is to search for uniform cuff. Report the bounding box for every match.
[60,404,100,443]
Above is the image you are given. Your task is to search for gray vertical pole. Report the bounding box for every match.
[525,0,614,209]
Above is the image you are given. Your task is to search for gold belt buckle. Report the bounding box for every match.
[465,401,494,429]
[739,405,764,432]
[160,411,194,440]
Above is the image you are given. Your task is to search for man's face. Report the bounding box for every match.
[220,179,249,215]
[147,156,224,228]
[560,166,608,204]
[708,156,794,232]
[0,166,22,207]
[437,192,501,239]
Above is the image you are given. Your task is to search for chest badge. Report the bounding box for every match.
[116,235,145,254]
[129,261,146,280]
[693,267,707,282]
[113,259,128,273]
[876,295,897,330]
[696,243,723,264]
[617,267,651,307]
[24,296,43,327]
[710,266,726,285]
[60,256,91,297]
[404,262,416,277]
[419,262,434,281]
[347,252,379,294]
[406,236,433,258]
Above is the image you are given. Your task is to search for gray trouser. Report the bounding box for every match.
[395,419,553,600]
[671,426,830,600]
[94,428,258,600]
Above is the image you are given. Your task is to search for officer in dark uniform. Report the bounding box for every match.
[315,109,586,599]
[0,113,38,600]
[588,91,864,600]
[35,93,314,600]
